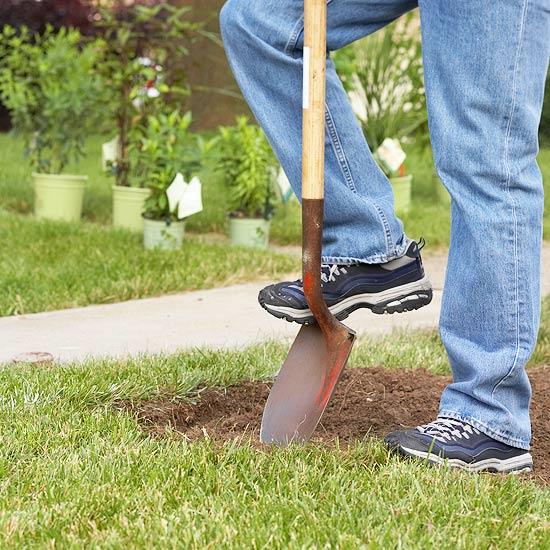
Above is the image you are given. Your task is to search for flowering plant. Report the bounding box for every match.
[94,1,200,187]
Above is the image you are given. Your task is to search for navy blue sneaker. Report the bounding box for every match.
[385,418,533,474]
[258,240,432,324]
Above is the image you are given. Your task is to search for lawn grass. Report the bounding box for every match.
[0,315,549,547]
[0,210,298,316]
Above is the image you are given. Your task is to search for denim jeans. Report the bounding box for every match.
[220,0,550,450]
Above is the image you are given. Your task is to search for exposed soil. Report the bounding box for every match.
[126,366,550,485]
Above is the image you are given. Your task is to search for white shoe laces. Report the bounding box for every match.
[321,264,348,283]
[417,418,481,443]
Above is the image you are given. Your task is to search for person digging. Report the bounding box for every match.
[220,0,549,474]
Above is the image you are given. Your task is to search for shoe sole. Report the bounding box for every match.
[259,276,433,325]
[395,445,533,474]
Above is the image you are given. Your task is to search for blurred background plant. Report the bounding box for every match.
[0,25,103,174]
[94,1,204,188]
[334,14,428,152]
[217,117,278,221]
[131,110,215,220]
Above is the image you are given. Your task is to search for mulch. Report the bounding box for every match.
[124,365,550,485]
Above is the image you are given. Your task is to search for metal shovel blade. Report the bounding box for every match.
[260,322,355,445]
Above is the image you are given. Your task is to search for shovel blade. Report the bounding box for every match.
[260,323,355,446]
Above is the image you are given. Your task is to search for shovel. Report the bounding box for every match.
[260,0,356,446]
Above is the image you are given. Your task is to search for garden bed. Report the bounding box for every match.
[128,365,550,485]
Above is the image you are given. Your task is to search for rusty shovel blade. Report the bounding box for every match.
[260,321,355,446]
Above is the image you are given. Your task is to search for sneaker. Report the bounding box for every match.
[258,240,433,324]
[384,417,533,474]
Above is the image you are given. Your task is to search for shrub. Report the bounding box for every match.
[0,25,103,174]
[132,110,214,221]
[217,117,278,220]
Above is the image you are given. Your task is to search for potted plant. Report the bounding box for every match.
[94,1,201,232]
[375,138,412,214]
[0,26,103,222]
[218,117,277,249]
[131,110,208,250]
[334,14,427,210]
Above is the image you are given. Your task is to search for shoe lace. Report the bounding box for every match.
[417,418,480,443]
[320,264,348,283]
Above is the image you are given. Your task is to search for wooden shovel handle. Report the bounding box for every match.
[302,0,327,201]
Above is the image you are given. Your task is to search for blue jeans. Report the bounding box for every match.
[220,0,549,450]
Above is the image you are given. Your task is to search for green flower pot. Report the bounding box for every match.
[390,174,413,215]
[33,172,87,222]
[229,217,271,249]
[112,185,151,233]
[143,218,185,251]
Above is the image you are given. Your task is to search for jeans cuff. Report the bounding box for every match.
[439,410,531,451]
[321,237,411,265]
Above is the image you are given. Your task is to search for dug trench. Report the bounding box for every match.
[124,366,550,485]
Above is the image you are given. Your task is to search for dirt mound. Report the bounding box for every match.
[128,366,550,484]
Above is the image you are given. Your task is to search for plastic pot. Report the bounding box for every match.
[143,218,185,250]
[228,217,271,249]
[33,172,87,222]
[390,174,413,215]
[112,185,151,232]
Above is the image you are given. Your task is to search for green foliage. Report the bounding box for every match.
[0,25,103,174]
[217,117,278,220]
[130,110,215,220]
[334,15,428,151]
[93,1,201,187]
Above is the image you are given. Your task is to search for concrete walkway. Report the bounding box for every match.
[2,245,550,364]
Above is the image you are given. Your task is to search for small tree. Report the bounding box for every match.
[0,25,103,174]
[94,1,201,187]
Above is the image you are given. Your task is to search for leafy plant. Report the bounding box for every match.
[334,15,428,151]
[93,1,202,188]
[217,117,278,220]
[0,25,103,174]
[131,110,213,221]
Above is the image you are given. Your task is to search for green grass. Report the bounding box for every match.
[0,317,549,547]
[0,210,298,316]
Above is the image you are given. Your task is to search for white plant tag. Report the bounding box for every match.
[166,172,188,213]
[178,176,203,219]
[102,136,119,171]
[376,138,407,174]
